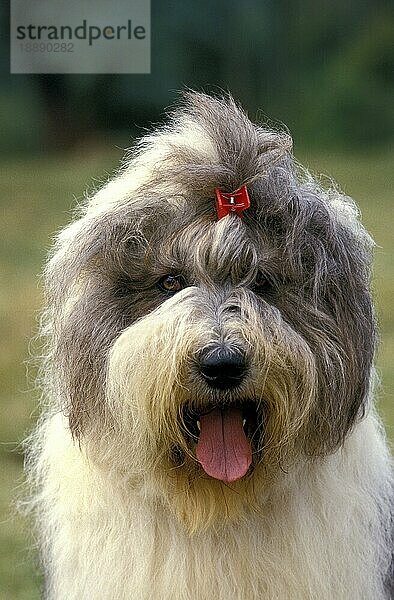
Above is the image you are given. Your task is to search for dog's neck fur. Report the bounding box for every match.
[34,411,392,600]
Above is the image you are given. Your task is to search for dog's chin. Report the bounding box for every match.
[162,399,267,533]
[181,400,262,483]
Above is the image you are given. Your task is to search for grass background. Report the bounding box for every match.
[0,148,392,599]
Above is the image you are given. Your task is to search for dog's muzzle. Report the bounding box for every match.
[181,346,257,484]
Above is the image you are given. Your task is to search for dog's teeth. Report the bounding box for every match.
[196,420,200,431]
[243,419,246,427]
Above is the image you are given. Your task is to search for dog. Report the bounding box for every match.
[26,92,392,599]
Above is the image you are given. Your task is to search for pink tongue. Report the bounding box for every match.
[196,407,252,483]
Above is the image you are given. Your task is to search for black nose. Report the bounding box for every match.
[199,347,247,390]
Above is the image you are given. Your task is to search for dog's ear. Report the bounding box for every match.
[315,254,375,453]
[286,197,377,455]
[42,176,145,437]
[42,214,112,437]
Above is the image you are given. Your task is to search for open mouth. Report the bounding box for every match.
[182,402,259,483]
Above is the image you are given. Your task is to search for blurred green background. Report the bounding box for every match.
[1,1,393,598]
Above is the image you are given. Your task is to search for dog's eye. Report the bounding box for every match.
[158,275,185,293]
[254,272,275,295]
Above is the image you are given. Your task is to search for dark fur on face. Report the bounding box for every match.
[42,92,376,463]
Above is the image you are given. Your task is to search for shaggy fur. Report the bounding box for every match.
[26,92,392,599]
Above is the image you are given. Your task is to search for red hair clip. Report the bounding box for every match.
[215,185,250,220]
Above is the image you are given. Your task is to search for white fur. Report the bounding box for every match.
[29,410,392,599]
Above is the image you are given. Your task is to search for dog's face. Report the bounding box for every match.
[43,93,375,529]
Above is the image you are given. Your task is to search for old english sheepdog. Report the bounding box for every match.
[26,92,393,599]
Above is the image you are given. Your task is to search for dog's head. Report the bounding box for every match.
[43,92,375,529]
